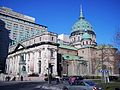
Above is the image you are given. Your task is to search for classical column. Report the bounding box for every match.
[52,49,58,75]
[33,50,39,73]
[16,55,19,75]
[30,52,34,73]
[6,58,9,74]
[40,47,47,76]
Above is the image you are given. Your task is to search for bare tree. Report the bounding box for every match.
[113,50,120,77]
[114,28,120,48]
[91,44,118,81]
[114,29,120,76]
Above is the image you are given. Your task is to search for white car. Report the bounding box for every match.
[62,80,103,90]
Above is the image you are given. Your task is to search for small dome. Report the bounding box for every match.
[82,32,91,39]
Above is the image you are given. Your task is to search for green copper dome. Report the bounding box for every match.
[82,32,91,39]
[71,5,93,33]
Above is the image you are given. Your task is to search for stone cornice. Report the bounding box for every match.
[8,42,59,55]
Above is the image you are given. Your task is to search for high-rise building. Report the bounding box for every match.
[0,19,9,73]
[0,7,47,45]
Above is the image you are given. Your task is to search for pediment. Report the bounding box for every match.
[14,43,25,51]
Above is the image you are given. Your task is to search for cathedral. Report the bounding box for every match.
[5,6,118,79]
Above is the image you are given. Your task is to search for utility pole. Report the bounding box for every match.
[48,63,53,84]
[48,63,51,84]
[67,63,69,76]
[48,67,50,84]
[118,61,120,77]
[119,68,120,77]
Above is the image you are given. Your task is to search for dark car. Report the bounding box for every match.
[68,76,84,84]
[70,76,84,80]
[62,76,69,81]
[83,80,103,90]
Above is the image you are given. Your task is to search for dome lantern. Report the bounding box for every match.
[79,5,85,20]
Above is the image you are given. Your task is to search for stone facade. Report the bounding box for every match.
[6,32,58,77]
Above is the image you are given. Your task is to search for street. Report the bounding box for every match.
[0,81,46,90]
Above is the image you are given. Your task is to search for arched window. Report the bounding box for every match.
[22,66,26,71]
[74,37,76,42]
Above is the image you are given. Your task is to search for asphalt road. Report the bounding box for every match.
[0,81,47,90]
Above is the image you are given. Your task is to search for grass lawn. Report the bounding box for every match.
[92,80,120,90]
[101,82,120,90]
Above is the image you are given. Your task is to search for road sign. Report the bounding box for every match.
[99,69,109,73]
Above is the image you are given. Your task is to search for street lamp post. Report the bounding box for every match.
[47,67,50,84]
[48,63,53,84]
[67,63,69,76]
[119,68,120,77]
[118,61,120,77]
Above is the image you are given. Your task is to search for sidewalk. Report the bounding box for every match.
[0,74,45,82]
[0,81,22,86]
[0,80,46,86]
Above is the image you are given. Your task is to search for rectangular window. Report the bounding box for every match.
[28,53,30,60]
[82,51,84,53]
[51,37,54,41]
[34,39,35,43]
[13,24,18,28]
[51,50,54,57]
[20,55,24,61]
[83,42,84,45]
[40,37,41,41]
[28,65,29,73]
[86,41,88,44]
[39,51,41,57]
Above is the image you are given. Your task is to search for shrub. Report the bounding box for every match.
[109,76,119,81]
[28,73,39,77]
[83,75,101,79]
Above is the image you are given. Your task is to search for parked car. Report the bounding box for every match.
[63,80,102,90]
[62,76,69,81]
[83,80,103,90]
[43,75,103,90]
[69,76,84,80]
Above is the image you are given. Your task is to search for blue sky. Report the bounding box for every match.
[0,0,120,45]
